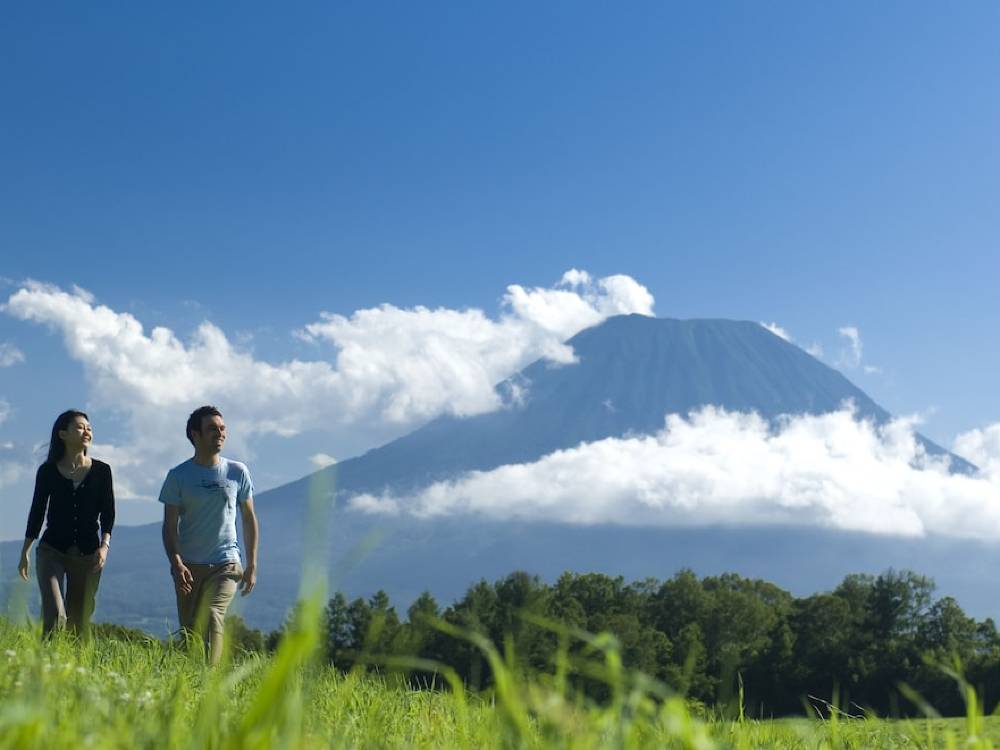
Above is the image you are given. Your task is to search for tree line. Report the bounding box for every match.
[229,568,1000,717]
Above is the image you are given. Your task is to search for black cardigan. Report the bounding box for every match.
[25,459,115,555]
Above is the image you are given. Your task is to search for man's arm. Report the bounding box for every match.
[162,504,193,594]
[239,497,258,596]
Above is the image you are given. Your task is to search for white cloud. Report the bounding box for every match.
[310,453,338,469]
[4,272,654,500]
[0,342,25,367]
[0,399,10,426]
[70,284,96,304]
[582,272,656,318]
[760,324,827,362]
[837,326,863,368]
[953,424,1000,482]
[836,326,883,374]
[560,269,592,287]
[87,441,157,501]
[0,461,25,490]
[349,406,1000,541]
[298,270,654,422]
[760,322,792,342]
[0,439,28,491]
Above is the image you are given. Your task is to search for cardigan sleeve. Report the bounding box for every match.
[25,464,50,540]
[99,462,116,537]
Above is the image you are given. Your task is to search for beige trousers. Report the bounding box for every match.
[36,542,102,637]
[175,560,243,665]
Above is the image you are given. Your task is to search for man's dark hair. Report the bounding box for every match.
[186,405,223,446]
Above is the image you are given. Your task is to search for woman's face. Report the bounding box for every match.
[59,416,92,453]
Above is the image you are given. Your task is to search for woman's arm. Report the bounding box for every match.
[20,465,49,580]
[24,464,49,541]
[18,538,34,581]
[93,531,111,572]
[94,463,115,571]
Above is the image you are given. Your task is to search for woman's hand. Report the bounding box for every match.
[93,545,108,573]
[18,553,29,581]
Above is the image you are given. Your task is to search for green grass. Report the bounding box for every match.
[3,474,993,748]
[2,610,1000,749]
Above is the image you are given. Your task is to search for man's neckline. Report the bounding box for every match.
[192,456,223,468]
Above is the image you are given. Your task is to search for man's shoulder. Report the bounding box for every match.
[221,457,251,477]
[165,458,196,478]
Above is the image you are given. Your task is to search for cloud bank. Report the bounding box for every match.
[3,271,654,499]
[953,424,1000,482]
[349,406,1000,541]
[298,269,654,422]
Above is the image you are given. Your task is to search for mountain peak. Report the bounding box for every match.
[296,315,969,501]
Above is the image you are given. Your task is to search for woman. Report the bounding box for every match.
[17,410,115,637]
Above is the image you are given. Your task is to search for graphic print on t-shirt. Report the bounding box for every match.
[200,478,236,506]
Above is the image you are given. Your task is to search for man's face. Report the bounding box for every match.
[194,414,226,455]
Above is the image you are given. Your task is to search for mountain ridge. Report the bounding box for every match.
[272,314,968,509]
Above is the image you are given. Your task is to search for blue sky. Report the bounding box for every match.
[2,2,999,538]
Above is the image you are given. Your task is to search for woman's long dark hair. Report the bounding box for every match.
[45,409,89,465]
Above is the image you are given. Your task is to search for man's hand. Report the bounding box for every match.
[172,561,194,595]
[92,545,108,574]
[239,497,258,597]
[17,553,29,581]
[163,505,192,593]
[241,563,256,596]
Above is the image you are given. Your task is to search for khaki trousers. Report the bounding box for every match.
[175,560,243,665]
[36,542,102,637]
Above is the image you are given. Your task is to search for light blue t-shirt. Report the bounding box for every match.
[158,457,253,565]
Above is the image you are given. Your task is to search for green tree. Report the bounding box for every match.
[324,592,354,669]
[225,614,265,654]
[444,579,499,689]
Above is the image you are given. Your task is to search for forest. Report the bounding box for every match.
[221,567,1000,717]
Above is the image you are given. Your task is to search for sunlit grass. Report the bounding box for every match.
[4,611,1000,749]
[5,476,999,747]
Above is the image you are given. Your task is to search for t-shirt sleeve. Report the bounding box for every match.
[158,470,182,506]
[237,465,253,505]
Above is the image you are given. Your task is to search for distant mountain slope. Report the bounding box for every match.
[6,514,998,634]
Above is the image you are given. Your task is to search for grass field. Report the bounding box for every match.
[1,603,999,750]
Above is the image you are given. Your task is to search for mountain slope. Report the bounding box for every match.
[277,314,966,503]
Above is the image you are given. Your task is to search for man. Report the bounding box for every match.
[160,405,259,665]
